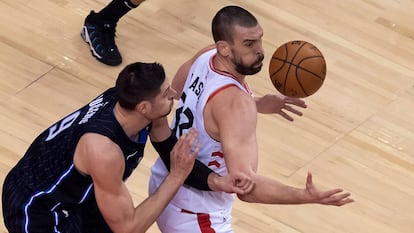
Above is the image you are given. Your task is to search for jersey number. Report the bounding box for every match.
[172,93,194,136]
[173,92,224,169]
[45,111,80,141]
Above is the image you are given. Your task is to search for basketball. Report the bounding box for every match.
[268,40,326,98]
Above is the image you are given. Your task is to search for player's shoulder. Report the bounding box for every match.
[197,45,216,57]
[191,45,216,64]
[209,85,255,111]
[75,133,123,176]
[80,133,120,156]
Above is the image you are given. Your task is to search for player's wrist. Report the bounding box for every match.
[166,171,187,185]
[207,173,221,191]
[299,188,314,204]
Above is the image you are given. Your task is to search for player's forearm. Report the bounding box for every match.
[151,132,214,191]
[238,175,309,204]
[130,174,183,232]
[206,172,223,191]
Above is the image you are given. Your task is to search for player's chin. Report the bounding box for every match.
[255,62,263,69]
[164,105,173,116]
[157,107,173,119]
[252,63,263,74]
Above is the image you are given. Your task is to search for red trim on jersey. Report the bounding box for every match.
[209,54,233,79]
[207,160,221,168]
[208,53,253,96]
[181,208,194,214]
[180,209,216,233]
[242,82,253,96]
[197,213,216,233]
[206,84,238,103]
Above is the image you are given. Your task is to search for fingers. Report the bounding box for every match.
[318,189,354,206]
[337,197,354,206]
[306,172,313,188]
[279,110,294,121]
[233,173,255,195]
[322,192,354,206]
[232,186,251,195]
[281,97,306,120]
[186,129,200,160]
[212,172,255,195]
[190,141,201,159]
[279,101,304,120]
[305,172,354,206]
[170,129,200,179]
[175,128,199,153]
[284,105,303,116]
[321,188,344,197]
[285,97,307,108]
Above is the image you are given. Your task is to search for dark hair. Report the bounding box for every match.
[211,5,258,43]
[115,62,166,110]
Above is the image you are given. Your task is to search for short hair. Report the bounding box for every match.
[211,5,258,43]
[115,62,166,110]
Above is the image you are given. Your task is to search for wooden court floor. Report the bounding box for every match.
[0,0,413,232]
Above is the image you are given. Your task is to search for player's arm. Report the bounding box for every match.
[150,116,253,194]
[211,88,353,206]
[74,132,198,233]
[152,44,254,194]
[172,44,216,99]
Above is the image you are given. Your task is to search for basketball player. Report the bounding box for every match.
[2,62,253,233]
[81,0,146,66]
[149,6,354,232]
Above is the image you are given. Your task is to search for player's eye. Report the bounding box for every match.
[245,42,254,47]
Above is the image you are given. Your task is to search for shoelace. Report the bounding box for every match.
[103,24,117,50]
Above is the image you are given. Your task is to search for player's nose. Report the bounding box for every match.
[169,87,177,99]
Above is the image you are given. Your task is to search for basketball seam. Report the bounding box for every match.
[271,56,325,80]
[270,45,289,91]
[270,41,326,98]
[286,42,307,95]
[270,57,285,77]
[296,56,326,81]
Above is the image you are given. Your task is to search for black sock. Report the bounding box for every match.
[93,0,140,25]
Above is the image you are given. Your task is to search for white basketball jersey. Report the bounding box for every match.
[150,49,252,213]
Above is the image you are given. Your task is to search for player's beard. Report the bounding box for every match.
[233,53,264,75]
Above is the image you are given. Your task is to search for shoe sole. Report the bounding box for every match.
[81,26,121,66]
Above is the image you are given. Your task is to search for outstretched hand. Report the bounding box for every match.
[304,172,354,206]
[255,94,307,121]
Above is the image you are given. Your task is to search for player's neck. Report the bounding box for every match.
[113,102,150,139]
[213,55,245,84]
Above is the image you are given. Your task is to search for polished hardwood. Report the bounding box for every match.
[0,0,413,232]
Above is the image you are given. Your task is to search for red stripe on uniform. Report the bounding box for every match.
[197,213,216,233]
[181,209,216,233]
[207,84,238,103]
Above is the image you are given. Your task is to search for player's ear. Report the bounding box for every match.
[216,41,230,56]
[136,101,151,115]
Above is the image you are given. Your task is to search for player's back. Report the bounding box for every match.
[2,88,148,231]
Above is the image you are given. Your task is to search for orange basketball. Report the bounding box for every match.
[269,41,326,98]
